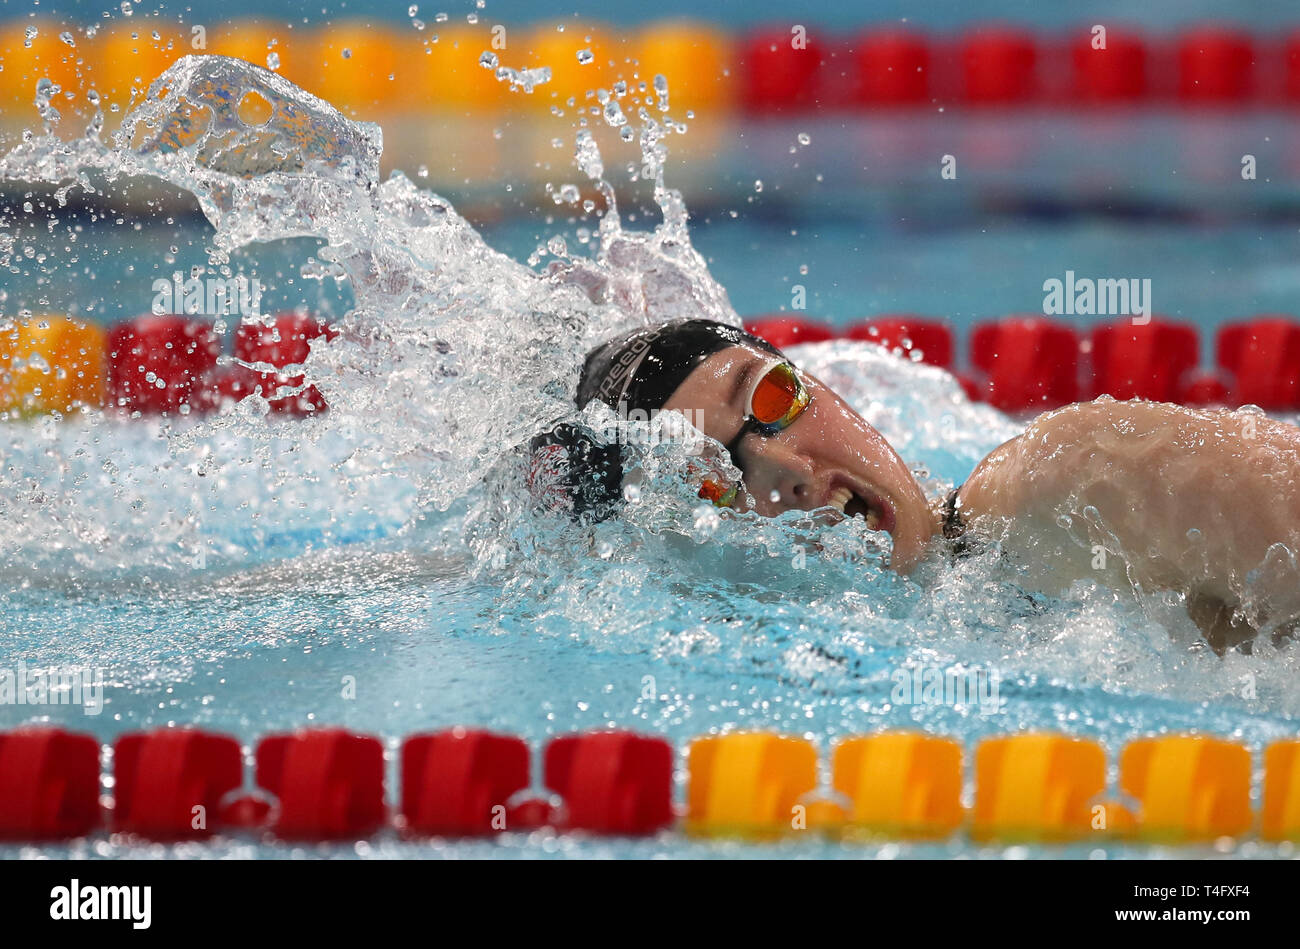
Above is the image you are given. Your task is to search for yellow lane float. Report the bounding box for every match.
[0,316,106,416]
[687,732,817,836]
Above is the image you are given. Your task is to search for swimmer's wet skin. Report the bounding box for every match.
[573,319,1300,655]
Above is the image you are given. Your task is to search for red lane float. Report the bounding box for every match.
[1176,370,1232,407]
[739,26,824,113]
[112,728,242,839]
[233,312,336,416]
[1216,316,1300,410]
[970,316,1080,411]
[1177,27,1255,102]
[255,729,385,840]
[545,732,674,835]
[844,316,954,367]
[107,315,220,416]
[960,28,1038,105]
[0,728,101,840]
[743,316,835,348]
[1088,319,1199,402]
[400,728,530,836]
[1286,32,1300,102]
[1072,30,1148,103]
[852,29,931,105]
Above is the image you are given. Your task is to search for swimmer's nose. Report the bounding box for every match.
[740,436,816,510]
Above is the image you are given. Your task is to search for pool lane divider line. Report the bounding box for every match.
[0,726,1294,845]
[6,19,1298,121]
[5,313,1300,421]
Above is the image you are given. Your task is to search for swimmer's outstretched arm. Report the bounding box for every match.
[954,398,1300,651]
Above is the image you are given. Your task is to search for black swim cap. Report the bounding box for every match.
[528,319,783,519]
[577,318,781,415]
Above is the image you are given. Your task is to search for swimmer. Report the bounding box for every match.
[558,318,1300,654]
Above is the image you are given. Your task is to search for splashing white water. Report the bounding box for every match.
[0,53,736,573]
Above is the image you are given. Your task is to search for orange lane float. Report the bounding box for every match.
[303,20,415,116]
[89,22,185,125]
[0,19,92,126]
[971,733,1106,842]
[632,20,735,117]
[686,732,818,836]
[833,732,963,838]
[511,22,619,113]
[205,21,295,77]
[0,316,106,416]
[1120,735,1252,841]
[417,24,511,112]
[1262,740,1300,841]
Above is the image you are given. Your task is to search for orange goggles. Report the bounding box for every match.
[699,361,810,508]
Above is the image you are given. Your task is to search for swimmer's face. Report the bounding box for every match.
[663,343,935,572]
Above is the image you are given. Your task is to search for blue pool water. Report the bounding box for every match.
[2,54,1300,860]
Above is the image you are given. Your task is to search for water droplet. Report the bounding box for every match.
[652,74,669,111]
[797,132,811,146]
[266,51,280,70]
[576,48,593,65]
[341,48,352,60]
[693,504,720,536]
[754,180,763,193]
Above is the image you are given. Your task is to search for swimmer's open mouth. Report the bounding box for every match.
[826,482,896,533]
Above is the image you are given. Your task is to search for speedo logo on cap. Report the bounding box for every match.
[596,334,655,402]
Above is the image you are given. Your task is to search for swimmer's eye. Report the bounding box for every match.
[746,361,810,434]
[699,362,810,507]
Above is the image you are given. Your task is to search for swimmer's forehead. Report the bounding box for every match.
[665,342,789,412]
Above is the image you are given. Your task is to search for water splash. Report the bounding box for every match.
[0,53,735,574]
